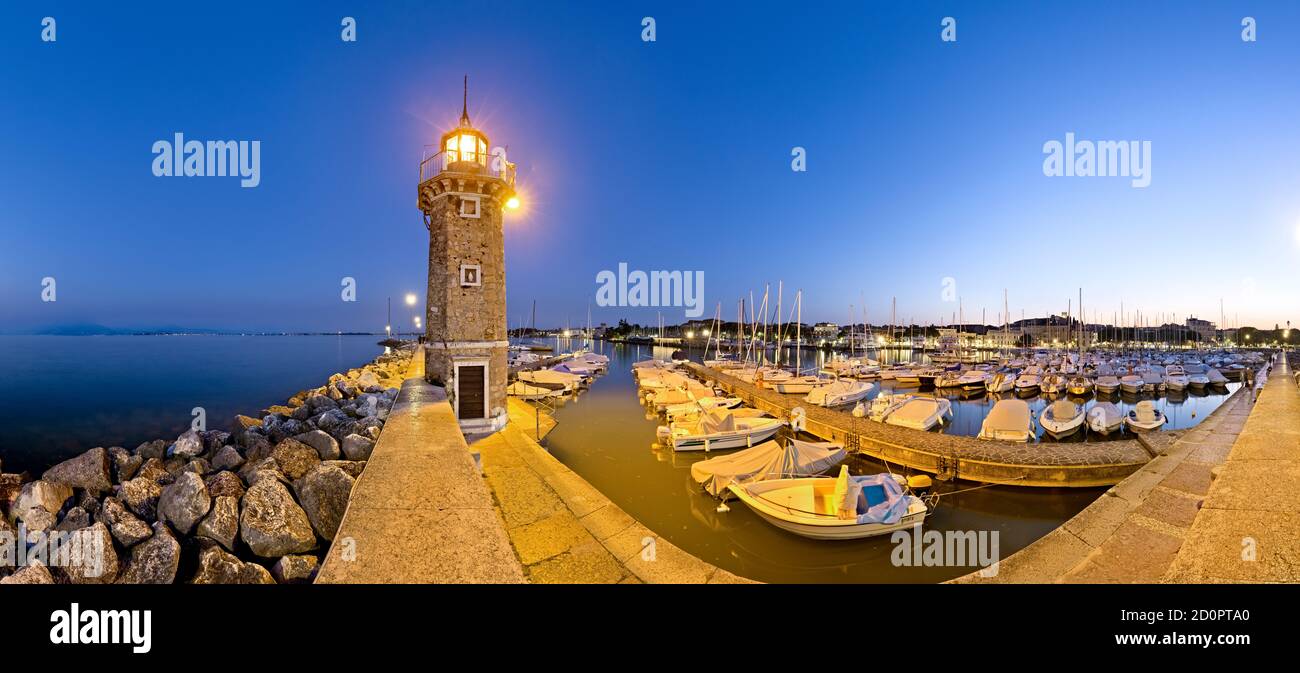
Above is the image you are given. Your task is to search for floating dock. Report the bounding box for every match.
[685,362,1153,488]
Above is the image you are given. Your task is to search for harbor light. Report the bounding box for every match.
[405,293,417,306]
[686,331,695,339]
[703,329,710,337]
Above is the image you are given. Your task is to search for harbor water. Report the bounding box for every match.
[531,339,1148,583]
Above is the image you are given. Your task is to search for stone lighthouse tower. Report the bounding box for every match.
[418,78,517,431]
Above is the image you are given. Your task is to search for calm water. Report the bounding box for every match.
[0,335,383,473]
[538,339,1108,583]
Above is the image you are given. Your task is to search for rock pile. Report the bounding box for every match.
[0,345,415,584]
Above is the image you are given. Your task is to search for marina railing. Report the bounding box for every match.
[418,148,516,188]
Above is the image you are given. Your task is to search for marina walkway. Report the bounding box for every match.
[1165,355,1300,582]
[957,359,1295,583]
[469,398,756,583]
[316,348,526,583]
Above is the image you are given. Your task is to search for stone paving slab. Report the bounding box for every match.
[1166,356,1300,583]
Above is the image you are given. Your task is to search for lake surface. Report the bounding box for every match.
[0,335,384,473]
[537,339,1110,583]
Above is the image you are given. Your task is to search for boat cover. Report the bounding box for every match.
[835,467,911,524]
[691,439,847,496]
[699,410,738,434]
[888,398,943,426]
[983,399,1030,437]
[1133,400,1161,423]
[1047,400,1079,421]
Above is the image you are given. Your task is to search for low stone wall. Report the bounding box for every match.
[0,344,418,585]
[687,363,1151,488]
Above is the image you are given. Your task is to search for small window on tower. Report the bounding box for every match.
[460,195,481,218]
[460,264,482,287]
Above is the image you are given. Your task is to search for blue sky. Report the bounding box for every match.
[2,1,1298,332]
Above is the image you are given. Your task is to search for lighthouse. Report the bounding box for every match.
[418,78,518,431]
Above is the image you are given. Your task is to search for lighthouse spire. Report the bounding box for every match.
[460,75,471,127]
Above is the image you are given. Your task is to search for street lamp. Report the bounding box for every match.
[405,293,417,306]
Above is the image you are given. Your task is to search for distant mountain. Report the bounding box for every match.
[8,324,386,336]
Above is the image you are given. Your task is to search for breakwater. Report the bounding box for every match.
[0,344,416,585]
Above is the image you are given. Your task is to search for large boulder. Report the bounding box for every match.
[13,480,73,523]
[341,434,375,461]
[356,370,380,389]
[135,458,170,484]
[54,506,92,532]
[97,497,152,547]
[1,562,54,584]
[169,429,204,458]
[117,522,180,584]
[60,522,120,584]
[0,473,24,510]
[190,545,274,584]
[239,458,284,487]
[22,506,56,533]
[108,446,142,482]
[158,472,211,535]
[135,439,167,460]
[211,445,245,471]
[201,430,232,454]
[270,438,320,480]
[294,464,354,541]
[117,477,162,521]
[43,447,113,493]
[295,430,340,461]
[204,471,246,500]
[239,479,316,557]
[306,394,337,413]
[322,460,367,478]
[271,555,319,584]
[196,496,239,551]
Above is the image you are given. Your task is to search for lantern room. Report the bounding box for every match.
[441,77,488,171]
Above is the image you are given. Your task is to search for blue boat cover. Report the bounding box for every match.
[848,474,911,524]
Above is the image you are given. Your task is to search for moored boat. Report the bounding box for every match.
[727,466,928,540]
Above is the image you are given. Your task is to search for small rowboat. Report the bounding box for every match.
[727,466,928,540]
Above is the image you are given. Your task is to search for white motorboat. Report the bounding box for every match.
[1087,402,1124,434]
[805,379,875,407]
[934,370,964,389]
[1040,373,1066,396]
[884,397,952,431]
[517,368,583,392]
[1014,368,1042,395]
[691,439,846,497]
[1164,365,1189,392]
[656,408,786,452]
[1040,399,1084,439]
[1119,374,1145,395]
[985,371,1016,393]
[506,381,562,400]
[770,375,824,395]
[1187,372,1210,390]
[663,396,742,422]
[1095,375,1121,395]
[1141,370,1165,393]
[978,399,1033,442]
[958,370,991,391]
[868,393,910,422]
[1124,400,1167,432]
[727,466,928,540]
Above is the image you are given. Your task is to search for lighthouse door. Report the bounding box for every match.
[456,363,487,420]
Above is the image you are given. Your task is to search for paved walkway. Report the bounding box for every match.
[957,361,1295,583]
[470,398,755,584]
[1165,355,1300,582]
[316,348,525,583]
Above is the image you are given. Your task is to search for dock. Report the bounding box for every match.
[686,362,1152,488]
